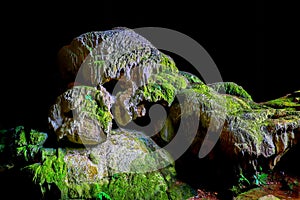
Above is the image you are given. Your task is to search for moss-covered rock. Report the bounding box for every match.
[179,71,204,84]
[57,28,195,132]
[23,129,194,199]
[112,70,189,127]
[208,81,253,101]
[48,85,114,145]
[166,84,300,174]
[260,90,300,111]
[58,27,178,88]
[8,27,299,199]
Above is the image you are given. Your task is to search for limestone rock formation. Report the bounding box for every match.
[1,27,299,199]
[55,27,300,174]
[166,81,300,172]
[48,85,114,145]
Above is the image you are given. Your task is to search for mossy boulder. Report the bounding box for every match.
[4,27,299,199]
[218,90,300,171]
[48,85,114,145]
[58,27,178,88]
[146,71,300,176]
[23,129,195,199]
[56,28,299,175]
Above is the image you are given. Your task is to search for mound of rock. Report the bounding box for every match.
[1,27,299,199]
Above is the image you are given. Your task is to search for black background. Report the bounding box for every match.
[0,1,298,131]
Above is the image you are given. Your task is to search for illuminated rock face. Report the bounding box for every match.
[165,81,300,172]
[1,27,299,199]
[57,27,174,87]
[0,126,194,199]
[48,85,114,145]
[54,27,300,172]
[27,129,191,200]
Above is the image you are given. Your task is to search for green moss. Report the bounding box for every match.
[96,172,170,200]
[97,108,112,132]
[132,53,188,106]
[263,97,300,110]
[9,126,48,162]
[191,83,225,112]
[261,90,300,111]
[11,126,27,146]
[269,98,298,107]
[59,157,180,199]
[167,182,196,200]
[142,82,175,105]
[29,129,48,145]
[135,72,188,106]
[73,86,112,134]
[224,95,252,115]
[21,135,182,199]
[23,148,68,196]
[208,82,253,101]
[68,183,92,199]
[178,83,275,157]
[179,71,203,84]
[191,82,212,95]
[171,84,212,118]
[80,89,113,132]
[159,53,179,73]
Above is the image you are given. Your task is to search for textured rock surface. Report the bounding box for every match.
[56,27,300,174]
[23,129,194,199]
[207,81,253,101]
[2,27,299,199]
[57,27,189,128]
[58,27,175,87]
[48,85,114,145]
[168,82,300,172]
